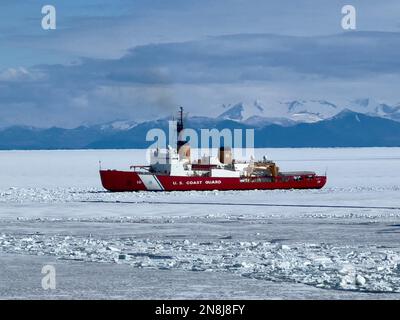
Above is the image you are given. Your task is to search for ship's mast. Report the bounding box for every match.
[177,106,186,152]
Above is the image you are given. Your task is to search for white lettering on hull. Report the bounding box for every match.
[171,179,222,186]
[205,180,222,184]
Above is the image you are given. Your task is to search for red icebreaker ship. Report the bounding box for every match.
[100,108,327,192]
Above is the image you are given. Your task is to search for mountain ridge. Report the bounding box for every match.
[1,110,400,149]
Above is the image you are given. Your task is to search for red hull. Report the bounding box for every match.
[100,170,327,192]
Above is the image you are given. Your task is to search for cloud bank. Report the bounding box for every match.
[1,31,400,127]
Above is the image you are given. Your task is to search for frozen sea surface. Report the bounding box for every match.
[1,148,400,299]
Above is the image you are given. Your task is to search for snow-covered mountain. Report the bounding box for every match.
[2,96,400,149]
[344,98,400,121]
[2,108,400,149]
[216,99,400,125]
[218,101,306,126]
[217,100,338,125]
[218,101,264,121]
[282,99,338,122]
[96,120,138,131]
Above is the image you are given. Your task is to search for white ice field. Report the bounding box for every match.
[1,148,400,299]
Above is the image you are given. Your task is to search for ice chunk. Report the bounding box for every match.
[356,274,366,286]
[279,244,290,251]
[106,246,120,252]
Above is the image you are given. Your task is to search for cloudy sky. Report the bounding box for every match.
[1,0,400,127]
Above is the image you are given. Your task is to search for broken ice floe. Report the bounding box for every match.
[1,185,400,205]
[1,233,400,293]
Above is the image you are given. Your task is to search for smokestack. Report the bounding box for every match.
[219,147,232,164]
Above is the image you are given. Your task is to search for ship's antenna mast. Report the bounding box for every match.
[177,106,184,135]
[177,106,185,152]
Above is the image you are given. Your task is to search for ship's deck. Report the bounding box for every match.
[280,171,317,176]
